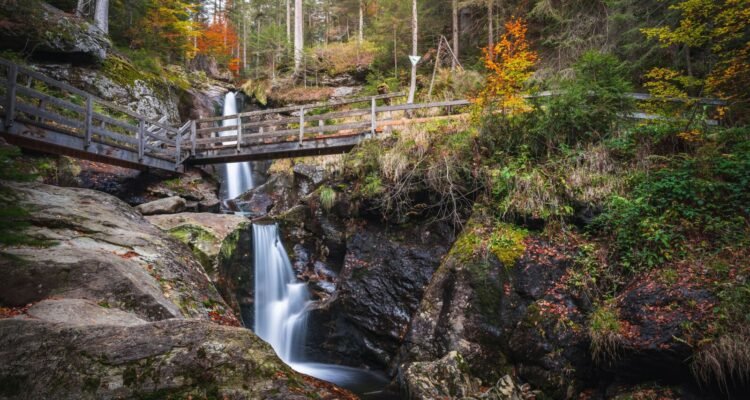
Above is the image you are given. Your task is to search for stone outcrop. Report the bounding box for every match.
[0,181,228,321]
[0,1,110,64]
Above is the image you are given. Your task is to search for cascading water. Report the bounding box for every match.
[253,223,309,362]
[220,92,253,199]
[252,224,393,399]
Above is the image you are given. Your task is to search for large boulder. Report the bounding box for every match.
[0,181,230,321]
[136,196,187,215]
[0,1,110,64]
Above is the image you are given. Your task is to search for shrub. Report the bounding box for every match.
[319,186,336,212]
[594,130,750,271]
[589,303,622,364]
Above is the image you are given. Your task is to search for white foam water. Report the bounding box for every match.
[252,223,392,398]
[220,92,253,199]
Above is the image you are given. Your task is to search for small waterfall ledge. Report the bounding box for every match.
[252,223,392,399]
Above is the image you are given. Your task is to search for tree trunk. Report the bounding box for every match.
[407,0,418,104]
[286,0,291,43]
[452,0,459,70]
[487,0,493,57]
[294,0,304,74]
[75,0,86,17]
[358,0,364,43]
[94,0,109,34]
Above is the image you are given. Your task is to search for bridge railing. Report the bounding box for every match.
[191,93,420,155]
[0,58,188,169]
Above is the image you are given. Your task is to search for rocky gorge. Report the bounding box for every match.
[1,1,749,399]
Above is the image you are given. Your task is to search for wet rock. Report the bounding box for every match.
[398,211,591,397]
[0,181,230,322]
[0,2,110,64]
[604,266,718,383]
[145,212,253,320]
[0,317,354,399]
[293,163,327,196]
[305,220,453,368]
[399,351,534,400]
[135,196,186,215]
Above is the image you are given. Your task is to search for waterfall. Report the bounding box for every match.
[252,224,392,398]
[253,223,309,362]
[220,92,253,199]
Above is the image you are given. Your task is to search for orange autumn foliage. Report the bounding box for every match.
[477,18,537,113]
[197,14,241,74]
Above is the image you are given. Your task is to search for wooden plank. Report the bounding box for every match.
[196,92,406,123]
[84,96,92,148]
[15,86,86,114]
[144,129,175,145]
[189,133,367,164]
[93,112,137,133]
[92,126,139,146]
[377,99,471,113]
[138,119,145,161]
[16,102,84,130]
[190,120,196,156]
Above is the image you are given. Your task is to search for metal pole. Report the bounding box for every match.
[4,64,18,129]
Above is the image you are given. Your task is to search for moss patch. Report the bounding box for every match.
[168,225,218,273]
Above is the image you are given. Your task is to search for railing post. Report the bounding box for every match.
[84,96,93,149]
[236,115,242,152]
[298,106,304,145]
[370,96,377,137]
[190,120,196,156]
[4,63,18,129]
[138,119,145,162]
[175,127,182,167]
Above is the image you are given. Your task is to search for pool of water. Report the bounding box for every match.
[289,362,398,399]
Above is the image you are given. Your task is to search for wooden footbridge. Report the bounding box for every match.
[0,58,470,173]
[0,57,724,173]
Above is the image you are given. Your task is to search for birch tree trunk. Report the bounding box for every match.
[286,0,291,43]
[294,0,304,74]
[452,0,459,70]
[94,0,109,34]
[407,0,418,104]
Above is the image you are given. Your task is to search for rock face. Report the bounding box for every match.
[0,181,228,321]
[135,196,187,215]
[0,317,351,399]
[34,60,181,123]
[146,212,254,322]
[0,180,353,399]
[396,211,593,397]
[0,1,110,64]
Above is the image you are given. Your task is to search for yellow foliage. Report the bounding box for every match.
[477,18,537,114]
